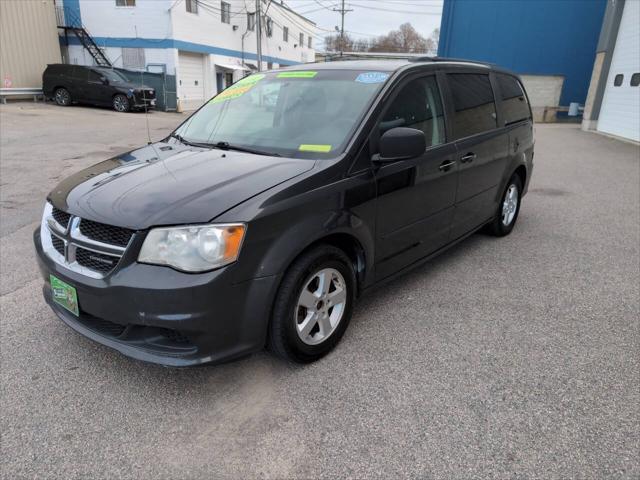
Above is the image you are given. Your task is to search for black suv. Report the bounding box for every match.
[34,59,534,366]
[42,64,156,112]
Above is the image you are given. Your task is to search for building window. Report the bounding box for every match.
[631,73,640,87]
[115,0,135,6]
[221,1,230,23]
[122,47,145,70]
[614,74,624,86]
[266,17,273,37]
[299,33,304,47]
[308,36,312,48]
[267,62,273,69]
[186,0,198,14]
[247,12,255,31]
[283,26,288,42]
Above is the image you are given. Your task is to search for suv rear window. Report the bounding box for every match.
[447,73,497,139]
[46,65,69,75]
[496,74,530,125]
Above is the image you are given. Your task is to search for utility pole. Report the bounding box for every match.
[332,0,353,57]
[256,0,263,71]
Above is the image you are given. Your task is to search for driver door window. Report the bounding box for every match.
[380,75,445,148]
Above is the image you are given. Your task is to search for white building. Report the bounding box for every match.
[582,0,639,143]
[58,0,317,110]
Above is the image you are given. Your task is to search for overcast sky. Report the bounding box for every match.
[283,0,444,51]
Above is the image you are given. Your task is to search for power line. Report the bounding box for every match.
[345,2,442,14]
[311,0,339,11]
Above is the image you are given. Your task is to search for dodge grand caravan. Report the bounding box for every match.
[34,59,534,366]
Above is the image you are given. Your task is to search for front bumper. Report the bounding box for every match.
[34,228,279,366]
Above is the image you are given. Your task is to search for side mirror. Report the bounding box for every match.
[100,77,109,85]
[372,127,426,163]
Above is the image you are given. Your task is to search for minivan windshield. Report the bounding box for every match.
[173,69,390,158]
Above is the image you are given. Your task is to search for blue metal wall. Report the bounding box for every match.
[438,0,607,105]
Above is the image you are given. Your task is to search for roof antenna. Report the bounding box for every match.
[140,69,152,145]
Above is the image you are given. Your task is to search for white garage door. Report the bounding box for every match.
[597,0,640,142]
[178,51,205,111]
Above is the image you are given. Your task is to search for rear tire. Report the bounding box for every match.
[486,173,523,237]
[113,94,130,112]
[268,245,356,363]
[54,87,71,106]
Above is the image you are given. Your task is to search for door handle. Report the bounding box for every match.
[460,152,476,163]
[439,160,456,172]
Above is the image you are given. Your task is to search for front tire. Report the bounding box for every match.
[113,94,130,112]
[54,87,71,106]
[268,245,356,363]
[486,173,523,236]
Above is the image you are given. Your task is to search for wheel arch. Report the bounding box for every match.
[293,232,367,296]
[513,164,527,188]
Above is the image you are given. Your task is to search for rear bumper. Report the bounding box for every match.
[34,228,279,367]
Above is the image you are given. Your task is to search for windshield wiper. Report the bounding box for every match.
[213,141,281,157]
[169,133,214,149]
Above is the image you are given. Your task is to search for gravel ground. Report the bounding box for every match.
[1,102,639,479]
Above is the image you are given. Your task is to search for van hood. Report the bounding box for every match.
[48,142,314,230]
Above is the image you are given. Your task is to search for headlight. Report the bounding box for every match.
[138,224,246,272]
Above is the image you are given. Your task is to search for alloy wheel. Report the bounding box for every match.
[295,268,347,346]
[55,89,70,106]
[501,184,519,226]
[113,95,129,112]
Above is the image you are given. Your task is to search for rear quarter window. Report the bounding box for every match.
[496,74,531,125]
[447,73,497,139]
[46,65,68,75]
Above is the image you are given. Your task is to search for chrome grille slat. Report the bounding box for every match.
[40,203,134,278]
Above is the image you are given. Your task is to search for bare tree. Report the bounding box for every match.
[369,23,431,53]
[430,28,440,55]
[324,24,435,55]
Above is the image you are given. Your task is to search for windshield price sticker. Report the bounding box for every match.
[211,74,265,104]
[277,71,318,79]
[299,144,332,152]
[355,72,389,84]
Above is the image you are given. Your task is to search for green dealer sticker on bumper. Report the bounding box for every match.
[50,275,79,316]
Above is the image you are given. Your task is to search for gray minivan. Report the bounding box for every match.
[35,58,534,366]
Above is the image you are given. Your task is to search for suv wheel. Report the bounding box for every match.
[54,88,71,106]
[486,173,523,236]
[113,94,130,112]
[268,245,356,363]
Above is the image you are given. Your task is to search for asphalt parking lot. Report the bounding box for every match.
[1,102,639,479]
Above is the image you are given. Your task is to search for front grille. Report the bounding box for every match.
[52,207,71,229]
[85,315,127,337]
[79,219,134,247]
[43,203,133,278]
[158,328,191,344]
[75,248,119,274]
[51,234,65,256]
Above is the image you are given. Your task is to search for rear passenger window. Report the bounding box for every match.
[88,70,102,82]
[496,74,530,125]
[380,75,445,148]
[447,73,497,139]
[71,67,85,80]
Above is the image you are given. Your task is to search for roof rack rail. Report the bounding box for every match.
[409,56,495,66]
